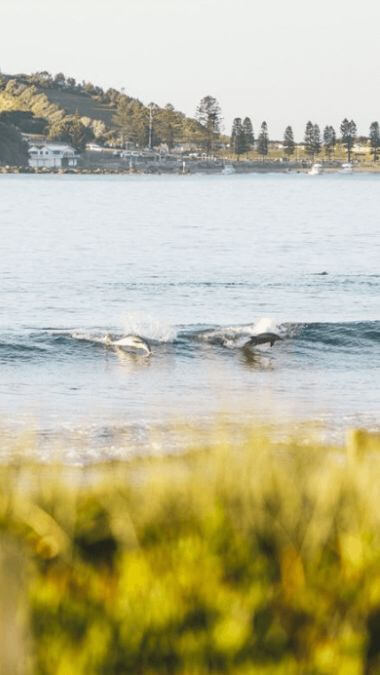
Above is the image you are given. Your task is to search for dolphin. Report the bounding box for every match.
[104,334,152,355]
[245,332,282,348]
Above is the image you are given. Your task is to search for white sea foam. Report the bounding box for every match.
[121,313,177,342]
[71,330,108,345]
[252,317,282,335]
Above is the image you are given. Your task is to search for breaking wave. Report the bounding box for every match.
[0,319,378,364]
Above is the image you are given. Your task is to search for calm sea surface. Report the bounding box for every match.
[0,173,379,460]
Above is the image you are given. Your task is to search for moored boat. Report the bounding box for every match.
[308,163,323,175]
[340,162,353,174]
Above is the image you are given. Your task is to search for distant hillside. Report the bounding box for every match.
[45,88,116,127]
[1,73,178,130]
[0,77,66,126]
[0,71,206,151]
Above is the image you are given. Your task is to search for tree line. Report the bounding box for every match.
[230,116,380,162]
[187,94,380,163]
[2,72,380,160]
[180,93,380,163]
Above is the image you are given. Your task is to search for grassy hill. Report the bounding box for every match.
[0,77,113,127]
[45,87,116,127]
[0,73,173,135]
[0,72,204,151]
[0,74,122,153]
[0,71,210,161]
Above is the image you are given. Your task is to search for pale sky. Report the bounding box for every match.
[2,0,379,139]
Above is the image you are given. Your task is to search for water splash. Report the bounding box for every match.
[121,312,177,342]
[252,317,282,335]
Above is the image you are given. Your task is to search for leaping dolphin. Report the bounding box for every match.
[104,334,152,355]
[245,332,282,348]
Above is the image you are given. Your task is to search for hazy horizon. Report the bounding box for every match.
[2,0,380,140]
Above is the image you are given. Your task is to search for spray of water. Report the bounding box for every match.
[121,313,177,343]
[252,317,282,335]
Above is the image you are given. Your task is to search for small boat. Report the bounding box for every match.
[340,162,353,174]
[222,164,236,175]
[308,163,323,175]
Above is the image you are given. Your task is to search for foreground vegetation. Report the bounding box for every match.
[1,426,380,673]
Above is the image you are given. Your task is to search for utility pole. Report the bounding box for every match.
[120,87,126,149]
[149,104,153,150]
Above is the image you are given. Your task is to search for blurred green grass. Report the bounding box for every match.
[1,426,380,674]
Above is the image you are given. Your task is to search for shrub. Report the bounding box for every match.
[0,427,380,673]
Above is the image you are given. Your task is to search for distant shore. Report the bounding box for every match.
[2,160,380,175]
[2,167,380,176]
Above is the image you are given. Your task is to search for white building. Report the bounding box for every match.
[353,143,370,154]
[28,143,79,168]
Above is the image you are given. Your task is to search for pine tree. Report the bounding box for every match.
[196,96,222,154]
[340,118,357,162]
[257,121,269,161]
[304,121,321,160]
[113,99,150,147]
[154,104,184,151]
[147,102,160,149]
[231,118,246,159]
[242,117,254,154]
[304,121,314,159]
[283,126,295,157]
[113,98,136,145]
[369,121,380,161]
[323,126,336,159]
[312,124,321,157]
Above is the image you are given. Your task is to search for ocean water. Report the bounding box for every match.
[0,173,379,460]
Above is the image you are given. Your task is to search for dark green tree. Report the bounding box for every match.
[283,126,295,157]
[231,118,246,159]
[196,96,222,154]
[323,126,336,159]
[155,104,183,150]
[48,114,93,152]
[113,98,149,147]
[304,121,320,160]
[0,119,29,165]
[66,77,76,90]
[257,121,269,161]
[114,97,131,143]
[181,117,206,147]
[83,81,97,95]
[369,121,380,161]
[340,118,357,162]
[312,124,321,157]
[54,72,66,87]
[31,71,53,87]
[0,110,47,134]
[242,117,254,154]
[304,121,314,158]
